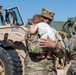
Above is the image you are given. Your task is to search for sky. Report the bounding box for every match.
[0,0,76,24]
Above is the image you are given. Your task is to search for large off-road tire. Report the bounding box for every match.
[0,46,22,75]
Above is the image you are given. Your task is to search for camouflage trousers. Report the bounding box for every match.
[69,60,76,75]
[68,35,76,75]
[25,53,57,75]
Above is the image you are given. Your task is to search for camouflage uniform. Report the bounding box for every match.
[68,34,76,75]
[25,32,57,75]
[25,53,56,75]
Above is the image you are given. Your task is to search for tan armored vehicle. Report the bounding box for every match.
[0,6,27,75]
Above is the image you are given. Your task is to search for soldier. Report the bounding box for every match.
[40,8,66,69]
[0,6,4,24]
[25,8,58,75]
[67,21,76,75]
[5,9,10,24]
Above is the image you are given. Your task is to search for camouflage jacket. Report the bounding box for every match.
[68,35,76,60]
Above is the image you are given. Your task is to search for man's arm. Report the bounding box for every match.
[39,36,57,49]
[30,25,38,34]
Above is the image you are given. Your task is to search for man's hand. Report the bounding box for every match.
[38,36,56,49]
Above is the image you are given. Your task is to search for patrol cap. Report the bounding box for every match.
[41,8,55,20]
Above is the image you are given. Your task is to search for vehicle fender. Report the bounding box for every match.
[0,40,14,47]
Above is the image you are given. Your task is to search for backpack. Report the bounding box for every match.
[25,31,43,54]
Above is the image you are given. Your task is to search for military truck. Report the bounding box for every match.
[0,6,27,75]
[0,6,66,75]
